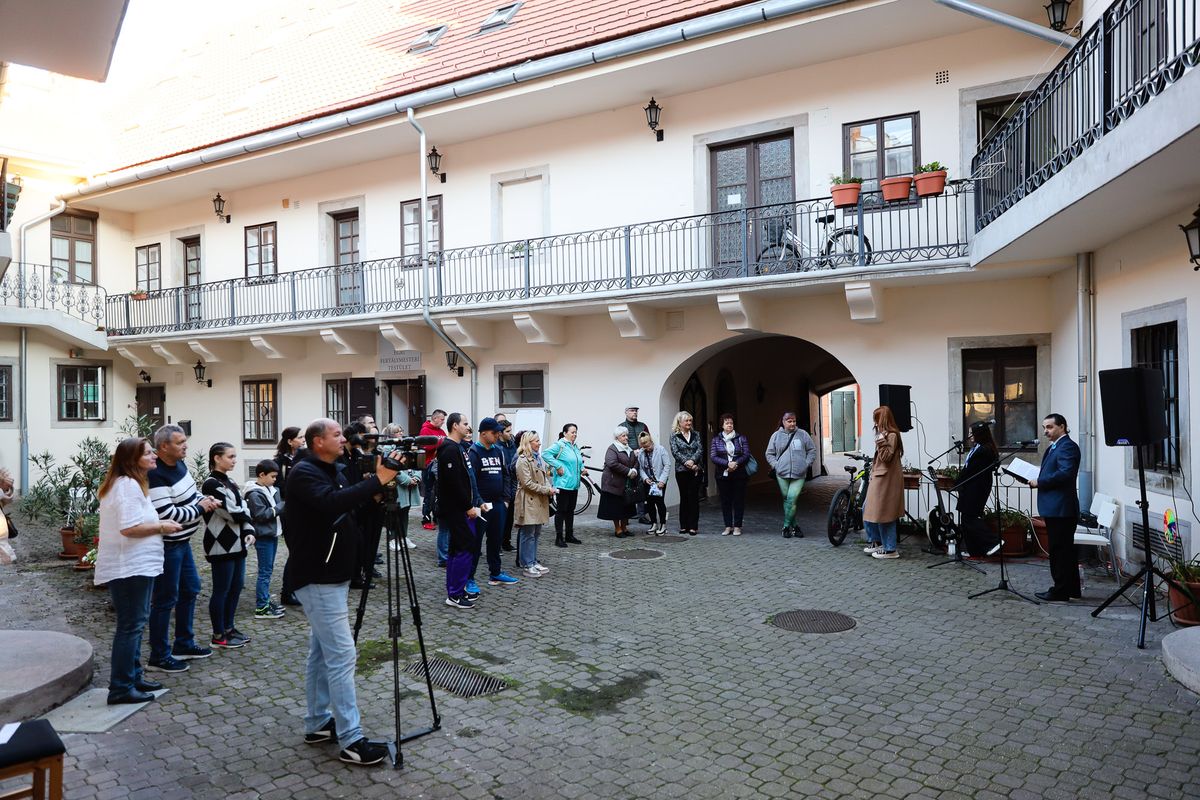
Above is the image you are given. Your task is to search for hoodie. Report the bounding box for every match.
[245,481,284,539]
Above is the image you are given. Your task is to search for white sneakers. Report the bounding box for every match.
[863,544,883,554]
[871,550,900,560]
[523,564,549,577]
[721,528,732,536]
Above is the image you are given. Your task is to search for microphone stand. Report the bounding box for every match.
[969,458,1039,605]
[927,463,989,575]
[917,440,963,554]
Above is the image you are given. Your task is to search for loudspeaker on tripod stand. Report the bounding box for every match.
[1098,367,1168,447]
[878,384,913,432]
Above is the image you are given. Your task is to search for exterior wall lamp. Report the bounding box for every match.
[445,349,463,377]
[427,147,447,183]
[1044,0,1072,31]
[193,360,213,387]
[138,370,152,383]
[644,97,664,142]
[212,193,231,223]
[1182,204,1200,270]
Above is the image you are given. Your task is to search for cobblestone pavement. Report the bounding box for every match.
[4,474,1199,799]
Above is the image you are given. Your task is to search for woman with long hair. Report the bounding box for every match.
[96,438,183,704]
[598,426,639,537]
[955,420,1000,556]
[709,413,751,536]
[513,431,557,576]
[201,443,255,648]
[542,423,583,547]
[670,411,703,536]
[273,426,303,496]
[863,406,905,559]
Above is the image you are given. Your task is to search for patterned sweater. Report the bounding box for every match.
[201,472,254,562]
[147,459,205,543]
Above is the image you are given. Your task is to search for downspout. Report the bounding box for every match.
[931,0,1077,46]
[1076,253,1095,510]
[16,199,67,493]
[406,108,477,423]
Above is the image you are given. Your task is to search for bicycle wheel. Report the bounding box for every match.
[756,243,801,276]
[827,488,853,546]
[575,480,594,515]
[824,230,873,268]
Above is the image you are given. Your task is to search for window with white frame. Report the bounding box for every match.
[58,365,105,421]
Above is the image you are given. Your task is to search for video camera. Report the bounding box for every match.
[351,435,440,504]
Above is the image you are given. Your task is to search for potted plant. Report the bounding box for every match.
[830,175,864,208]
[983,509,1031,557]
[902,462,922,490]
[880,175,913,202]
[130,289,149,301]
[934,465,961,491]
[507,242,528,260]
[914,162,949,197]
[1167,555,1200,626]
[73,513,99,570]
[20,438,112,557]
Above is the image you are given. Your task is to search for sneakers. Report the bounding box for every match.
[255,604,285,619]
[146,655,189,673]
[523,567,542,578]
[732,527,743,536]
[488,573,519,585]
[171,643,213,660]
[782,526,793,539]
[533,563,549,574]
[227,626,251,644]
[422,521,436,531]
[445,595,475,609]
[465,579,481,597]
[871,550,900,559]
[304,719,337,745]
[863,544,884,554]
[339,738,389,766]
[212,629,249,649]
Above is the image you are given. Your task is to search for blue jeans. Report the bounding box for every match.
[471,502,506,580]
[254,538,279,608]
[865,520,898,551]
[209,558,245,636]
[296,582,363,749]
[437,520,449,564]
[149,541,201,661]
[108,575,154,696]
[518,524,541,569]
[421,465,435,519]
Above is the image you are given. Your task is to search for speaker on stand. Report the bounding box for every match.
[879,384,912,432]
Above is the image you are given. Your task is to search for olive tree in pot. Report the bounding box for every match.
[20,437,112,558]
[1167,555,1200,626]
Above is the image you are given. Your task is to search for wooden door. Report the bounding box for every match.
[136,385,166,431]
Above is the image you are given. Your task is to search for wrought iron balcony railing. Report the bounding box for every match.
[973,0,1200,230]
[1,157,20,233]
[106,186,970,336]
[0,262,108,328]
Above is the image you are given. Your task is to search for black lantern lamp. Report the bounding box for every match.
[1182,204,1200,271]
[1044,0,1072,31]
[138,370,152,384]
[644,97,664,142]
[212,193,231,223]
[427,147,446,183]
[193,360,212,387]
[445,349,463,377]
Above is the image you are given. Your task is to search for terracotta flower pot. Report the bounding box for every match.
[130,292,149,301]
[936,475,956,491]
[1031,516,1049,558]
[903,473,921,490]
[1000,524,1030,557]
[880,176,913,202]
[59,527,84,559]
[915,169,948,197]
[830,183,862,208]
[1169,580,1200,626]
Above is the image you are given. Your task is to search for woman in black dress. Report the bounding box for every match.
[597,426,639,538]
[954,420,999,556]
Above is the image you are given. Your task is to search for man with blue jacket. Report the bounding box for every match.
[468,418,519,588]
[1029,413,1082,602]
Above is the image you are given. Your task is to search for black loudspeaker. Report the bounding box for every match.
[878,384,913,432]
[1099,367,1168,447]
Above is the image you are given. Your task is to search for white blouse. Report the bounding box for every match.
[94,476,164,584]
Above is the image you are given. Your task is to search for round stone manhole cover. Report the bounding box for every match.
[610,548,664,560]
[770,610,857,633]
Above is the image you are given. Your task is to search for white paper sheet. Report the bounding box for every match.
[1004,457,1040,483]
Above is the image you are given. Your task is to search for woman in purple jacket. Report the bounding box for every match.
[709,413,751,535]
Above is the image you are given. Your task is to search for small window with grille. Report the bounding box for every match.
[498,370,543,408]
[1131,321,1180,473]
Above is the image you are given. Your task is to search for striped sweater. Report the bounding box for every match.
[147,459,205,543]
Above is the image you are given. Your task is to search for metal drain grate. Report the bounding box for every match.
[770,609,857,633]
[652,535,688,543]
[610,548,664,560]
[404,657,508,697]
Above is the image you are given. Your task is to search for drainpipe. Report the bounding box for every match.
[931,0,1077,46]
[1076,252,1095,510]
[406,108,477,423]
[16,199,66,493]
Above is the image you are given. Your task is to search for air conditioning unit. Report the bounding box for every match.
[1127,506,1188,563]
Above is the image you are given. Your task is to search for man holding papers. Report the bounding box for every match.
[1028,414,1082,602]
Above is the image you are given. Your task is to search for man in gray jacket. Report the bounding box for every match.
[764,412,817,538]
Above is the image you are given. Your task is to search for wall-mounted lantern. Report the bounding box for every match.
[193,360,213,387]
[445,349,464,377]
[644,97,664,142]
[427,147,447,183]
[212,193,231,223]
[1182,204,1200,271]
[1044,0,1072,31]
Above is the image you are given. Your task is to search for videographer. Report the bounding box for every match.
[438,413,481,609]
[284,418,399,767]
[341,421,384,589]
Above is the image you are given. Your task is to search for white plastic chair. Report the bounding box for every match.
[1075,493,1120,579]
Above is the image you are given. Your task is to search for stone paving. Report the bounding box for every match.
[4,474,1200,799]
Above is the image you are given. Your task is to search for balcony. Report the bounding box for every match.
[971,0,1200,262]
[106,186,971,338]
[0,262,110,349]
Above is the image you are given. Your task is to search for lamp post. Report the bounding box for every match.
[1182,204,1200,271]
[644,97,664,142]
[1044,0,1072,31]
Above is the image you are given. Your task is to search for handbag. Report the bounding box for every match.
[767,430,798,480]
[746,455,759,477]
[623,478,643,506]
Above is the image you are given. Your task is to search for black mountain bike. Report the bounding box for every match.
[757,216,873,276]
[827,453,871,546]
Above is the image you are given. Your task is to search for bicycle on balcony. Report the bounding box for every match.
[756,216,873,276]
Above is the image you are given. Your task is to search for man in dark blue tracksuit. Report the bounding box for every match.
[467,418,520,588]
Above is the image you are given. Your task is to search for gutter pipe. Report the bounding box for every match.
[60,0,849,201]
[1076,252,1095,511]
[406,108,477,424]
[931,0,1077,46]
[16,199,66,493]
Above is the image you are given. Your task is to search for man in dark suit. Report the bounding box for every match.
[1029,413,1081,601]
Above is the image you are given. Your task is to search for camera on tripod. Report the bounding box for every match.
[349,434,437,505]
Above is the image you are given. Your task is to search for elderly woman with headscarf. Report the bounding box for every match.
[598,425,639,538]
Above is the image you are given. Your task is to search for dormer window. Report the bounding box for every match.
[407,25,448,53]
[480,3,521,32]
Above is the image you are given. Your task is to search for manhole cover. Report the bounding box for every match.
[404,657,508,697]
[652,535,688,543]
[610,548,664,560]
[770,610,857,633]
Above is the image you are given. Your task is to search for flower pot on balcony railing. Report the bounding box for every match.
[130,290,149,301]
[914,162,948,197]
[881,176,914,202]
[829,176,863,209]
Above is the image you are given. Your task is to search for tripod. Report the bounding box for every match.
[1091,447,1186,649]
[351,499,442,768]
[970,460,1038,604]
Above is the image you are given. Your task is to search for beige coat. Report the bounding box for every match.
[863,431,905,523]
[514,454,555,526]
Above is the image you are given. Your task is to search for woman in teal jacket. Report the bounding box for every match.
[542,423,583,548]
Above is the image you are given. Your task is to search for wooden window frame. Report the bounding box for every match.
[0,365,11,422]
[241,378,278,444]
[325,378,349,427]
[331,210,359,267]
[400,195,443,267]
[182,236,202,323]
[135,243,162,292]
[1131,320,1181,474]
[244,222,278,282]
[841,112,921,198]
[50,210,99,285]
[498,370,544,408]
[961,347,1038,452]
[57,365,106,422]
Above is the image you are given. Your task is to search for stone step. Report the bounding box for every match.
[0,630,94,720]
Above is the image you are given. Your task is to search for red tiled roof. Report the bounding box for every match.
[106,0,756,171]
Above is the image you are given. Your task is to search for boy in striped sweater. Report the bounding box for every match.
[146,425,221,673]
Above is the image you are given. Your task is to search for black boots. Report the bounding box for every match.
[554,531,567,548]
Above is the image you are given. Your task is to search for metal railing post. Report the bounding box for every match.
[856,199,866,267]
[435,253,444,305]
[17,262,25,308]
[623,226,633,289]
[290,272,298,319]
[523,240,532,299]
[740,209,749,278]
[1101,12,1114,132]
[229,283,236,325]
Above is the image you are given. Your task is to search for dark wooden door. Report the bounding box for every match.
[136,385,166,431]
[710,135,795,268]
[349,378,376,423]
